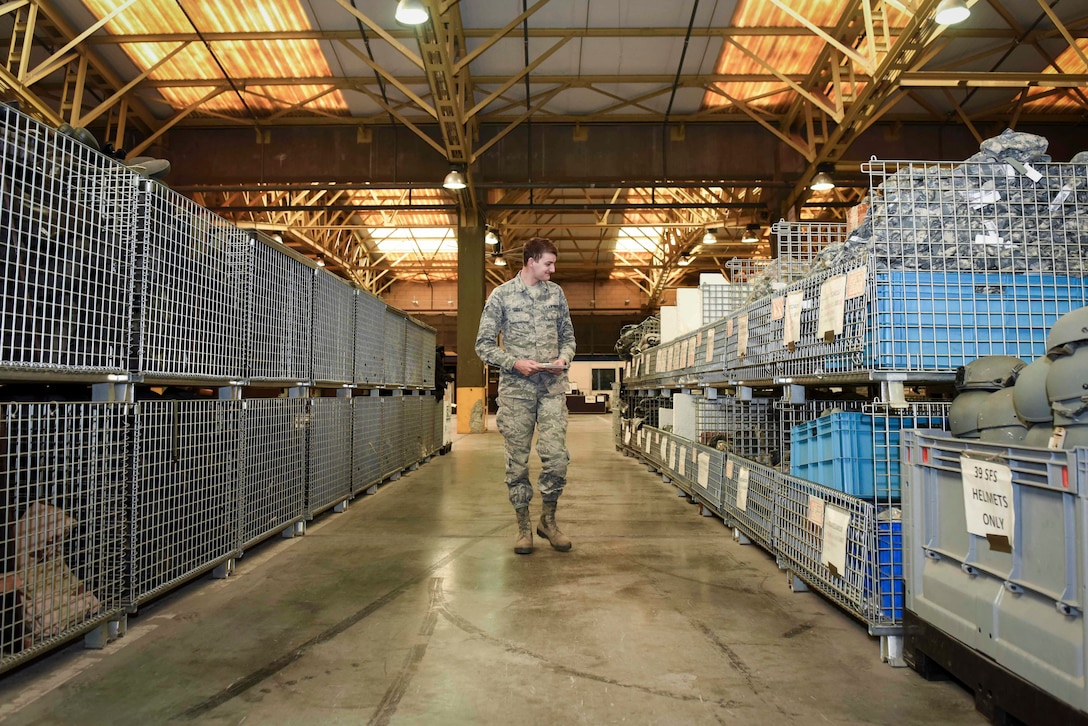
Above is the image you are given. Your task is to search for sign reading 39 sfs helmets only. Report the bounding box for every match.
[960,454,1015,550]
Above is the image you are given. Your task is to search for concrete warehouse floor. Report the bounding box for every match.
[0,414,986,725]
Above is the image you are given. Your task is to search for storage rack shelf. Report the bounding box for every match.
[616,162,1088,671]
[0,106,446,675]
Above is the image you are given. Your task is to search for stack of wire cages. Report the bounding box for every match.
[725,257,772,284]
[404,320,435,389]
[247,232,314,382]
[770,160,1088,380]
[305,397,353,516]
[239,398,307,550]
[0,402,128,673]
[688,318,730,384]
[380,395,406,480]
[420,395,438,458]
[130,400,241,606]
[688,439,726,515]
[383,310,408,387]
[354,293,387,386]
[351,394,382,494]
[0,105,137,375]
[696,395,779,466]
[615,316,660,382]
[403,394,422,464]
[134,180,250,381]
[311,269,355,385]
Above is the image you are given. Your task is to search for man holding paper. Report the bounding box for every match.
[475,237,577,555]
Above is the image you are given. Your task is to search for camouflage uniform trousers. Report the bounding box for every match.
[496,391,569,510]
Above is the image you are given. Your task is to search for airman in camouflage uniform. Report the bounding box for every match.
[475,237,576,554]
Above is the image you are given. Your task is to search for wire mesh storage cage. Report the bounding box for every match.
[404,321,428,388]
[311,270,355,385]
[701,278,751,325]
[774,470,899,629]
[354,293,387,386]
[133,182,249,381]
[0,402,128,673]
[306,397,353,516]
[352,395,383,494]
[420,395,438,458]
[383,311,408,387]
[380,394,406,479]
[0,106,137,375]
[722,455,777,551]
[130,399,240,606]
[696,396,779,465]
[247,233,314,382]
[402,394,422,463]
[771,220,848,285]
[240,398,307,550]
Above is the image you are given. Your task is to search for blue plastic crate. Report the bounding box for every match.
[864,519,903,621]
[790,412,874,497]
[866,271,1088,371]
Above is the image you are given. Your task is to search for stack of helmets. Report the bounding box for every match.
[950,356,1026,440]
[1046,307,1088,448]
[1014,356,1054,447]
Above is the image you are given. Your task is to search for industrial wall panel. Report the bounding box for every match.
[0,106,136,374]
[352,395,382,492]
[311,270,355,384]
[240,398,306,549]
[248,235,313,382]
[0,402,127,673]
[383,312,407,386]
[354,292,386,385]
[131,400,240,604]
[306,397,352,515]
[133,183,249,380]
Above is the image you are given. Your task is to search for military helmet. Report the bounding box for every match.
[977,389,1028,444]
[954,356,1026,392]
[1046,348,1088,425]
[1012,356,1052,423]
[1046,306,1088,357]
[950,390,990,438]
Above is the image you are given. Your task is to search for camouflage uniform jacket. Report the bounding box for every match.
[475,273,577,399]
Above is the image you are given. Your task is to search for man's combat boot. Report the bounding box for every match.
[537,500,572,551]
[515,508,534,554]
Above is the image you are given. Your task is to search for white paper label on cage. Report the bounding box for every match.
[960,454,1015,549]
[661,438,668,462]
[818,275,847,338]
[706,328,716,363]
[696,332,702,348]
[784,291,804,346]
[737,467,750,511]
[737,314,749,358]
[821,504,851,575]
[689,341,696,368]
[1050,184,1075,212]
[845,266,867,299]
[680,447,688,476]
[965,189,1002,209]
[725,458,734,479]
[673,445,680,471]
[771,296,785,320]
[973,233,1006,247]
[625,428,632,445]
[727,318,734,337]
[808,496,825,527]
[697,452,711,489]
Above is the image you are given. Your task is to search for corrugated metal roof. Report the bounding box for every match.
[84,0,347,117]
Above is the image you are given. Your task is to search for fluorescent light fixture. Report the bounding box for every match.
[485,229,499,246]
[935,0,970,25]
[395,0,428,25]
[677,253,693,267]
[442,169,466,190]
[702,229,718,245]
[493,254,506,267]
[742,224,760,244]
[316,257,326,267]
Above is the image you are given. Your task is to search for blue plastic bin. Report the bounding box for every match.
[790,412,874,497]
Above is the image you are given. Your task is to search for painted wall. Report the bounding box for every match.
[567,360,625,398]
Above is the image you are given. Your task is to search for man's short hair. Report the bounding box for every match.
[523,237,558,266]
